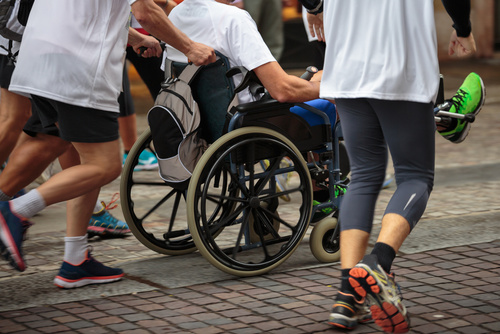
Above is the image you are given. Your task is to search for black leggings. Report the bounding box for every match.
[335,98,435,232]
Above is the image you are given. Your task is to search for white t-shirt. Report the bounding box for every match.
[164,0,275,104]
[9,0,137,113]
[320,0,439,104]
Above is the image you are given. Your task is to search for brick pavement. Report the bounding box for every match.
[1,60,500,333]
[1,241,500,333]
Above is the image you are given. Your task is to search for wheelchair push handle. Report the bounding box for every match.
[300,66,319,81]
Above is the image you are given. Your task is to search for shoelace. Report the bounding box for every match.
[102,193,120,211]
[450,89,468,112]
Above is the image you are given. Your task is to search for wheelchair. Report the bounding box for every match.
[121,57,465,277]
[121,54,349,276]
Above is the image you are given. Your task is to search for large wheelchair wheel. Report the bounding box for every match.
[120,128,196,255]
[187,127,313,277]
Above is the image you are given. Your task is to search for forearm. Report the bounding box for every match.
[132,0,193,55]
[441,0,471,37]
[254,62,320,103]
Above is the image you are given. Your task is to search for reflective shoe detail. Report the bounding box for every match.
[88,194,130,237]
[124,149,159,171]
[0,202,26,271]
[328,292,372,330]
[438,72,485,144]
[349,254,410,333]
[54,251,124,289]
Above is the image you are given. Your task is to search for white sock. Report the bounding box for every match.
[10,189,46,219]
[0,189,12,201]
[63,236,88,265]
[94,200,103,213]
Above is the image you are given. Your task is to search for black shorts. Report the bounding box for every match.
[26,95,119,143]
[0,54,15,89]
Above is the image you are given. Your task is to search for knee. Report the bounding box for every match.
[101,160,122,184]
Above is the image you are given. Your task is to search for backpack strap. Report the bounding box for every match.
[164,58,202,86]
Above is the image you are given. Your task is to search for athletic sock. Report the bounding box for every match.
[371,242,396,273]
[94,200,103,213]
[63,236,88,265]
[10,189,46,219]
[340,268,363,300]
[0,189,12,201]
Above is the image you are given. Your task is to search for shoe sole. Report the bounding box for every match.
[134,162,159,171]
[453,76,486,143]
[349,266,409,333]
[0,213,26,272]
[54,274,124,289]
[88,226,131,237]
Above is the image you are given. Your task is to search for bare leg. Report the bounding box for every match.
[0,89,31,165]
[118,114,138,152]
[0,133,69,196]
[376,213,410,253]
[340,229,370,269]
[36,139,121,206]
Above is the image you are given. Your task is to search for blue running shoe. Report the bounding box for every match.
[123,149,158,171]
[0,201,26,271]
[53,251,124,288]
[88,196,130,237]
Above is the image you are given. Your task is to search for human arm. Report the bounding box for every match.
[441,0,476,57]
[128,27,162,57]
[253,61,320,103]
[131,0,216,65]
[306,12,324,42]
[153,0,177,15]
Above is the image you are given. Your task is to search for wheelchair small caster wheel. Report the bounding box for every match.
[309,217,340,263]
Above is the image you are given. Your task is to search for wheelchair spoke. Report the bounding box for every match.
[255,155,284,195]
[137,188,178,223]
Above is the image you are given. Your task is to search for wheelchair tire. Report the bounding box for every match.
[120,128,196,255]
[309,216,341,263]
[187,127,313,277]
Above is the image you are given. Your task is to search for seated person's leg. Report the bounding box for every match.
[437,72,485,143]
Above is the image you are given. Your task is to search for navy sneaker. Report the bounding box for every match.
[53,251,124,289]
[0,201,26,271]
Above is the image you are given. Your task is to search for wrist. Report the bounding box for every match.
[306,0,323,15]
[453,21,472,38]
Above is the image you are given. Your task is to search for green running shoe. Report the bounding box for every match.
[437,72,485,143]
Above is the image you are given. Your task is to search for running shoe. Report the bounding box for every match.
[53,250,124,289]
[123,149,158,171]
[0,201,26,271]
[88,194,130,237]
[437,72,485,143]
[328,291,372,330]
[349,254,410,333]
[311,186,345,223]
[382,173,394,189]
